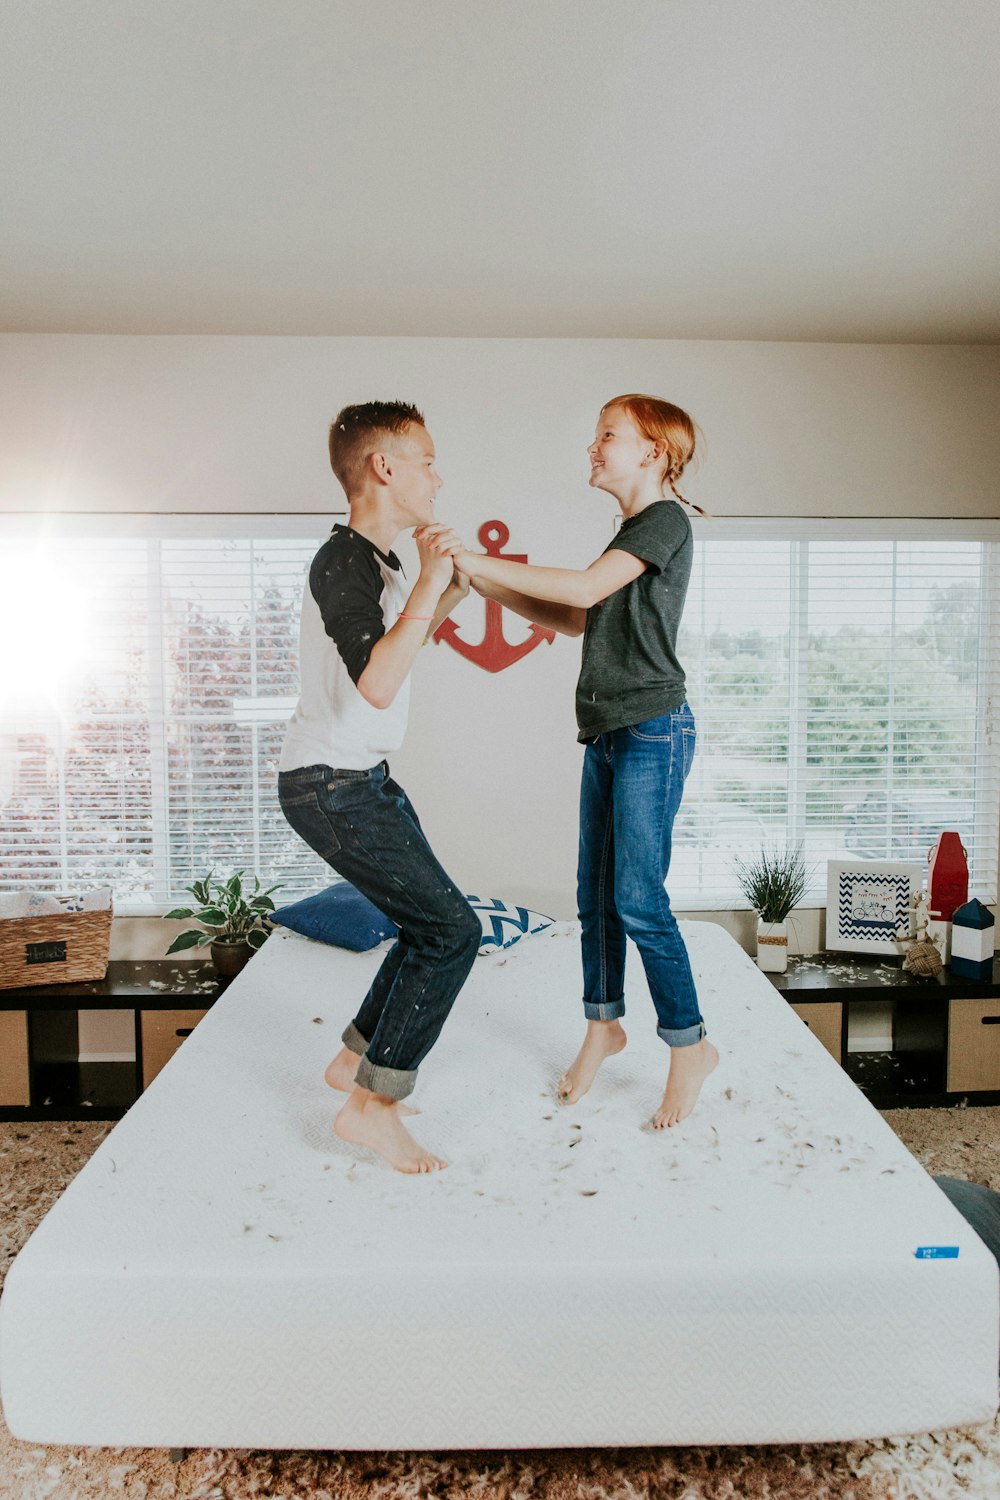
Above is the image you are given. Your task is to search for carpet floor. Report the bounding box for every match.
[0,1108,997,1500]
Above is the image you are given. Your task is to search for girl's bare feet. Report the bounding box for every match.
[651,1038,719,1128]
[557,1019,627,1104]
[325,1047,417,1115]
[333,1087,446,1173]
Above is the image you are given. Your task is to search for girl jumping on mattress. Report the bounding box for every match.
[449,395,717,1128]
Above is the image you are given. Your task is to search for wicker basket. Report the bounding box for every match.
[0,898,113,990]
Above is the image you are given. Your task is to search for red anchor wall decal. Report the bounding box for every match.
[433,520,556,673]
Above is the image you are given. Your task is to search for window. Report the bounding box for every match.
[1,516,997,912]
[0,516,336,909]
[672,521,1000,906]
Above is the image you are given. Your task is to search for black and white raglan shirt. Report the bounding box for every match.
[280,525,411,773]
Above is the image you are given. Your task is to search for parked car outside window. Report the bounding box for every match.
[843,792,973,860]
[673,801,769,849]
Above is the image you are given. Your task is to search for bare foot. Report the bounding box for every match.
[334,1088,446,1174]
[651,1039,719,1128]
[557,1019,627,1105]
[325,1048,417,1115]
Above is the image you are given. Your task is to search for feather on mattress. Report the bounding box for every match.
[1,920,996,1448]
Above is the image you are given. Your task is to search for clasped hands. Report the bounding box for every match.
[413,524,482,596]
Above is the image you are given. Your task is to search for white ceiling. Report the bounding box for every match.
[2,0,999,342]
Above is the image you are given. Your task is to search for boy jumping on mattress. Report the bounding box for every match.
[278,401,481,1174]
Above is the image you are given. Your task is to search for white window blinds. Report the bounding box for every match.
[0,520,334,909]
[1,517,998,912]
[673,524,1000,906]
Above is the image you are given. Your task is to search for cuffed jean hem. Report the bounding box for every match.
[657,1020,706,1048]
[341,1021,369,1057]
[354,1055,418,1101]
[583,998,626,1021]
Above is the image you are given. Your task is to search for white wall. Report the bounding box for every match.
[3,336,1000,519]
[2,335,999,940]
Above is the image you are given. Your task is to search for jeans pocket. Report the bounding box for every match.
[681,726,696,778]
[278,787,323,809]
[279,788,343,859]
[626,713,674,742]
[325,767,372,787]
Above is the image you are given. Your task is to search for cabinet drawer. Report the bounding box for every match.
[0,1010,30,1106]
[789,1001,843,1065]
[947,999,1000,1092]
[140,1008,208,1090]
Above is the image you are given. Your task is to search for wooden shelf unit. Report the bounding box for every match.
[767,952,1000,1108]
[0,961,230,1120]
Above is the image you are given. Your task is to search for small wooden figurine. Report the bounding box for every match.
[902,890,943,978]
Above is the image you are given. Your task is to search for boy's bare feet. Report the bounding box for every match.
[334,1087,446,1173]
[325,1047,417,1115]
[651,1039,719,1128]
[557,1019,627,1104]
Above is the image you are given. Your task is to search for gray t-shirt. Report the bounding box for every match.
[575,499,693,741]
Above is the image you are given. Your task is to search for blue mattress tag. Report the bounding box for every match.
[915,1246,960,1259]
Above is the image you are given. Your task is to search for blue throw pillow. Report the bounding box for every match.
[467,895,555,953]
[270,883,397,952]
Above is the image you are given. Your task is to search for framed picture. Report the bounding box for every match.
[826,860,923,955]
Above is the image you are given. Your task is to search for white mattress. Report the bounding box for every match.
[1,920,997,1449]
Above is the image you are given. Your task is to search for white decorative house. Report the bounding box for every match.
[949,899,996,982]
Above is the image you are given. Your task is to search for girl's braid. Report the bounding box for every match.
[665,458,705,516]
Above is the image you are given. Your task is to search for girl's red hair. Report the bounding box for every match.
[602,394,706,515]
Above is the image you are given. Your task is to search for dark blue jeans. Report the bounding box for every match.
[278,762,480,1100]
[577,703,704,1047]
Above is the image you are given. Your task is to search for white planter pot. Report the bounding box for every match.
[756,919,788,973]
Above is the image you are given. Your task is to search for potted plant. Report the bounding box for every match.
[733,845,808,973]
[163,871,282,976]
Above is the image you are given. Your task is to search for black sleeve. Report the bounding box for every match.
[309,535,387,687]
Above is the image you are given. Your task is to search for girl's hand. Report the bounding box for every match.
[450,567,471,598]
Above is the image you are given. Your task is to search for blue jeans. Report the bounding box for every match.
[278,762,481,1100]
[577,704,704,1047]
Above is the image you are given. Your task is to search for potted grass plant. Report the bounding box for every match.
[733,845,808,973]
[163,871,282,976]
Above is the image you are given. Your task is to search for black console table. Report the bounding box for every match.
[0,961,231,1121]
[767,952,1000,1108]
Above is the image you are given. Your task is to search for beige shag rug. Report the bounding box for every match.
[1,1109,997,1500]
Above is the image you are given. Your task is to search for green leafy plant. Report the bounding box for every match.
[164,871,282,955]
[733,845,809,924]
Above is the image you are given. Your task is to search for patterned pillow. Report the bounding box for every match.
[467,895,555,953]
[271,886,555,956]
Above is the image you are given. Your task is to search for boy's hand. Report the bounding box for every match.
[415,524,463,589]
[452,549,480,579]
[450,567,471,598]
